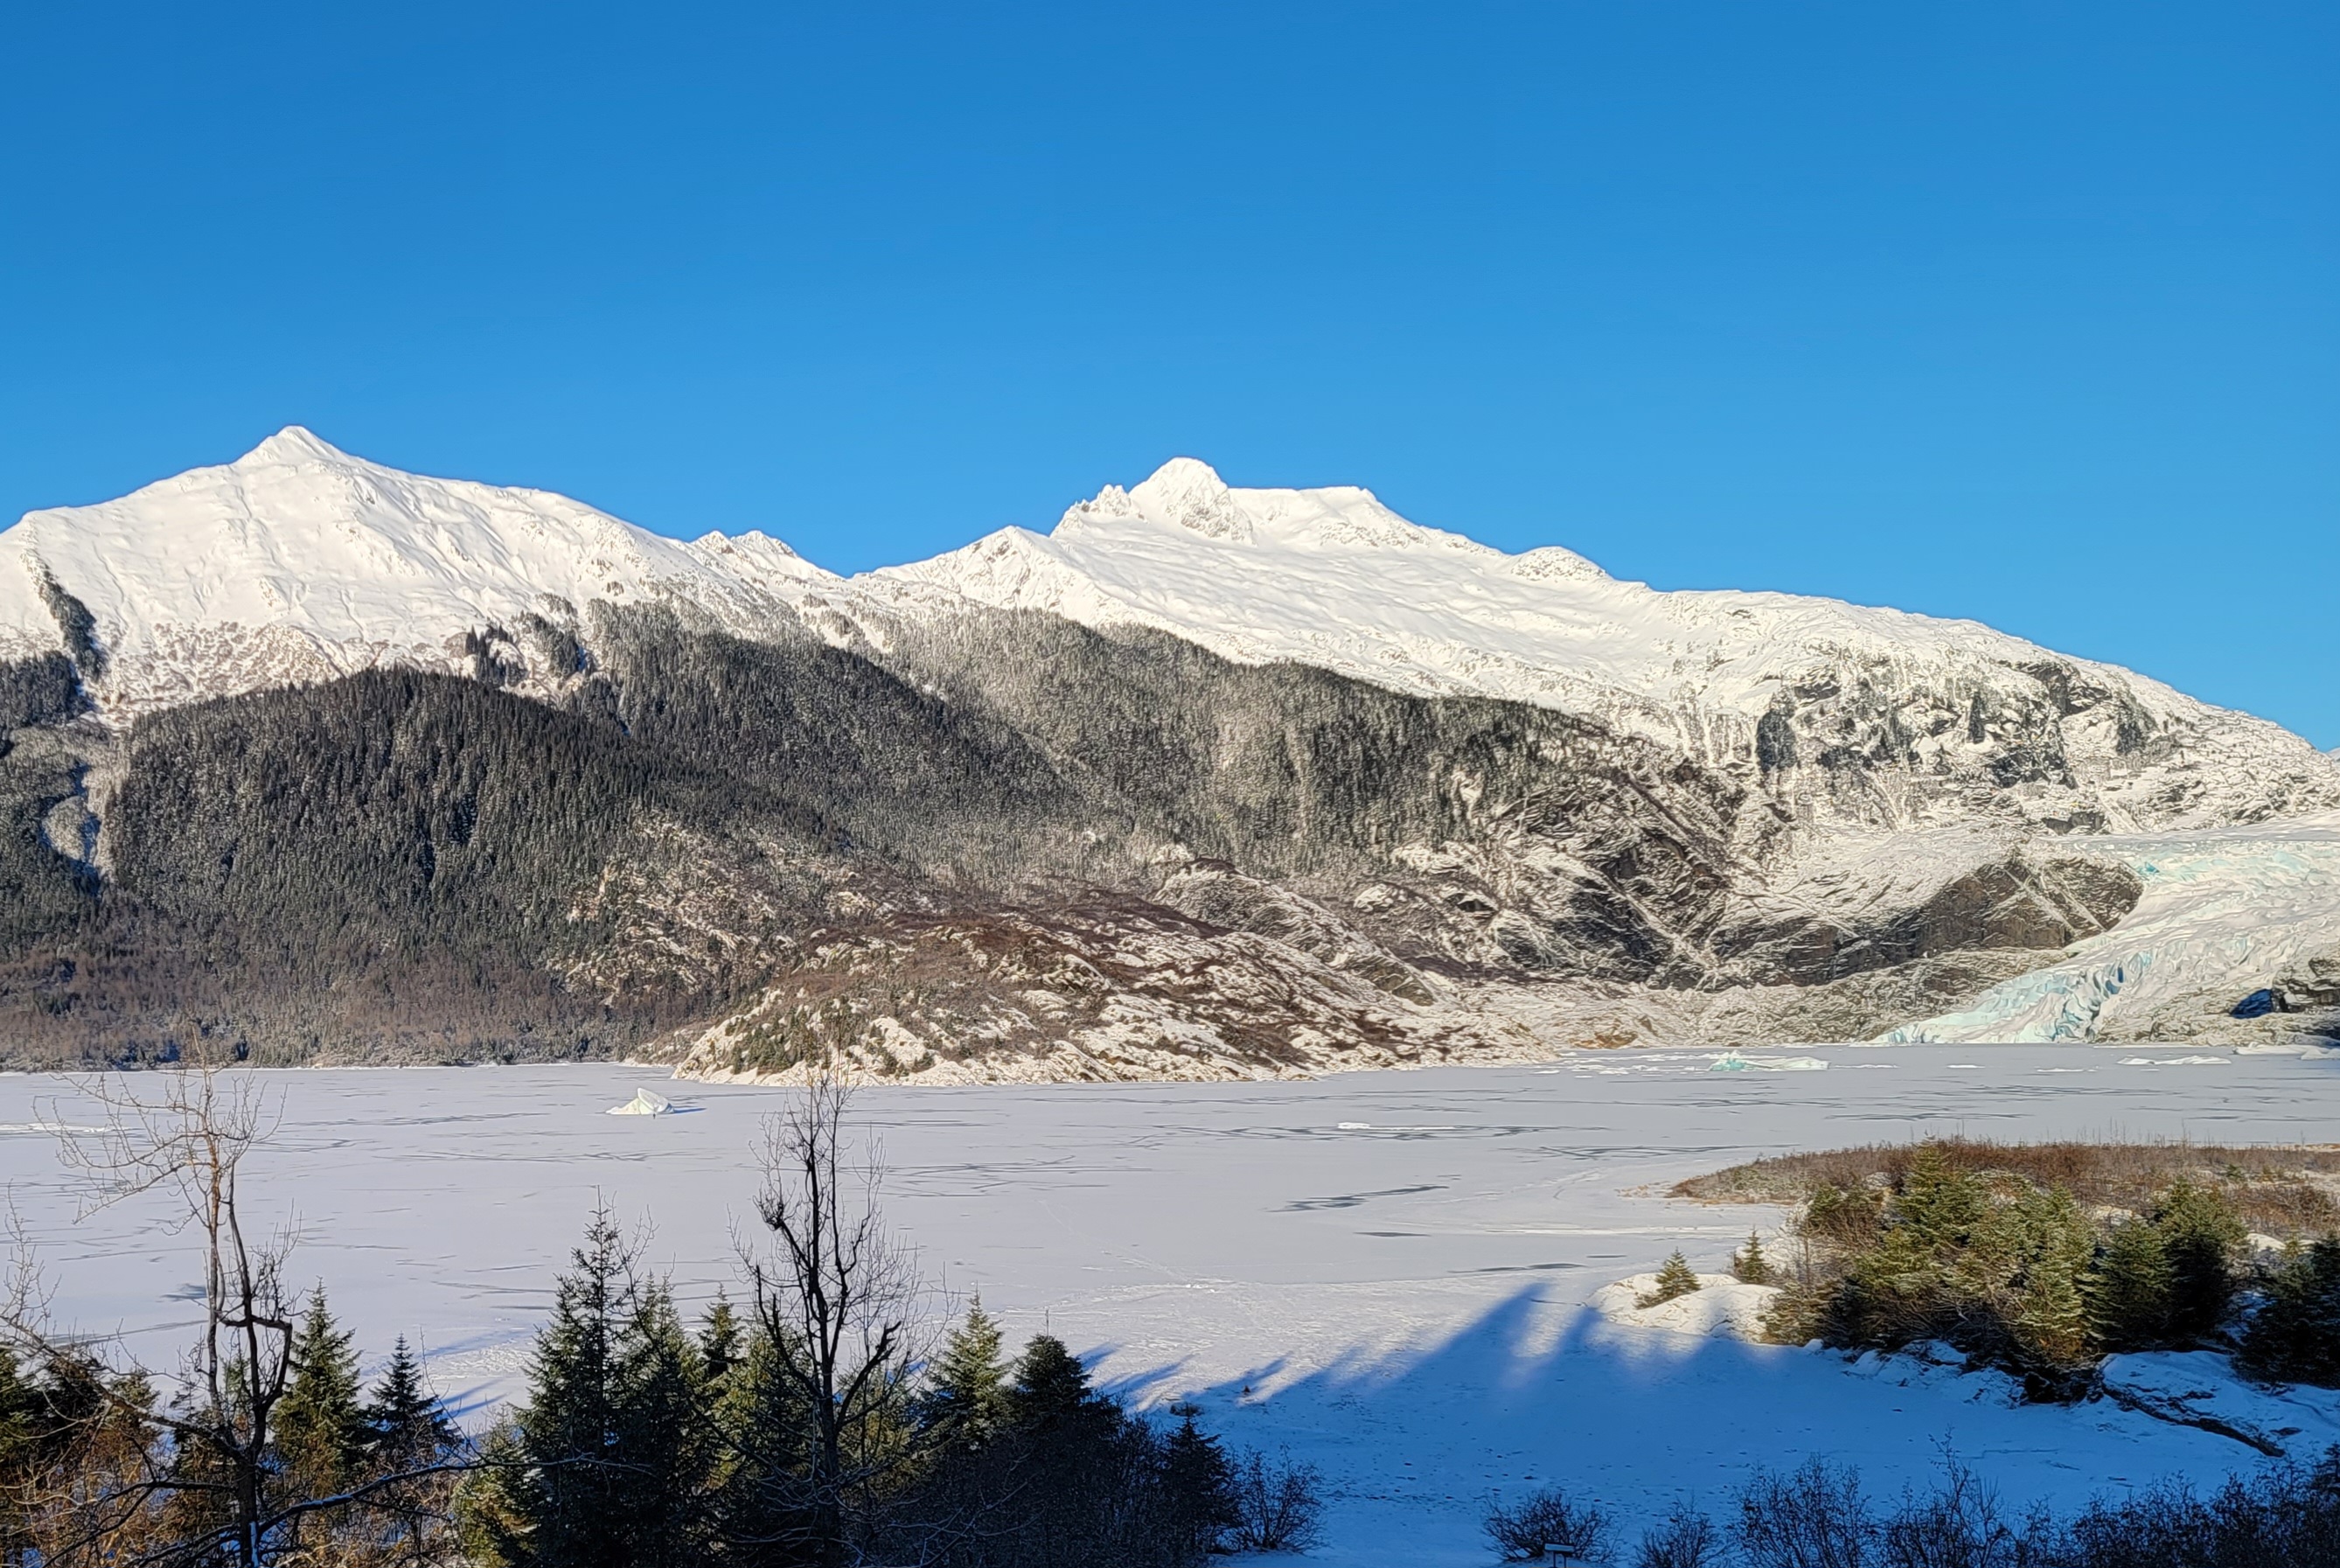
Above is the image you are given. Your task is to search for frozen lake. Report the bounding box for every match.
[3,1042,2336,1564]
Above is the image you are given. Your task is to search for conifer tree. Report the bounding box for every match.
[2085,1220,2174,1352]
[1640,1252,1701,1307]
[276,1287,366,1494]
[357,1336,463,1567]
[456,1416,534,1568]
[1160,1406,1238,1558]
[484,1209,727,1568]
[2239,1238,2340,1386]
[2154,1180,2245,1340]
[706,1322,819,1564]
[697,1292,742,1390]
[1732,1231,1772,1286]
[609,1279,717,1564]
[1894,1145,1987,1254]
[364,1335,458,1464]
[501,1208,636,1568]
[1008,1335,1108,1435]
[2009,1188,2094,1369]
[924,1294,1010,1450]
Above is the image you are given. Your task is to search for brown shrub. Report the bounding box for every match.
[1675,1138,2340,1237]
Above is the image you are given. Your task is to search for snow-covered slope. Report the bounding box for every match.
[872,458,2340,833]
[9,433,2332,839]
[0,428,832,717]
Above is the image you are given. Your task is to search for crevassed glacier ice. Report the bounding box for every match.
[1882,816,2340,1044]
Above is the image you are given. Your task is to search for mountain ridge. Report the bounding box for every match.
[3,431,2337,1075]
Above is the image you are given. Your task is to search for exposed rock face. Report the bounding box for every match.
[2276,946,2340,1010]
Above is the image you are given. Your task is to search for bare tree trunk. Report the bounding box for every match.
[743,1077,924,1566]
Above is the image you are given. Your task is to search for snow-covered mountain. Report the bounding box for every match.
[12,433,2330,830]
[3,429,2337,1073]
[0,427,828,716]
[868,457,2337,836]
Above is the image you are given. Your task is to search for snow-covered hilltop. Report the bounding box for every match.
[0,428,829,717]
[3,430,2336,1070]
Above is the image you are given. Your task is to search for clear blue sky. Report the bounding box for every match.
[3,3,2334,740]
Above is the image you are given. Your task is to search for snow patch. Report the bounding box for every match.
[1592,1273,1778,1340]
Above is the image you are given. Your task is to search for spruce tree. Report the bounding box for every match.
[1894,1145,1987,1254]
[1008,1335,1108,1435]
[2239,1239,2340,1386]
[924,1294,1010,1450]
[697,1292,741,1390]
[1159,1406,1237,1558]
[276,1287,366,1494]
[2009,1188,2094,1369]
[707,1323,819,1564]
[506,1209,636,1568]
[1732,1232,1772,1286]
[609,1279,716,1564]
[364,1335,458,1465]
[1640,1252,1701,1307]
[2154,1180,2245,1340]
[455,1415,534,1568]
[2085,1220,2174,1353]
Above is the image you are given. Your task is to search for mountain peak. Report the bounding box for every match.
[238,425,352,468]
[1128,457,1252,542]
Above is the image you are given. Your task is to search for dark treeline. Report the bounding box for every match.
[452,1216,1286,1568]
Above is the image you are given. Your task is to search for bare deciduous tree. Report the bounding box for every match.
[3,1057,472,1565]
[739,1077,924,1566]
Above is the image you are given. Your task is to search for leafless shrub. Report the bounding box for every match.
[1487,1484,1612,1562]
[1878,1455,2030,1568]
[1228,1447,1325,1552]
[1636,1502,1720,1567]
[1738,1457,1871,1568]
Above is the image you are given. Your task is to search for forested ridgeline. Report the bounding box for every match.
[0,659,868,1066]
[0,607,2159,1068]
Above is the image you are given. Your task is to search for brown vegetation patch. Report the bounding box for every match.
[1675,1138,2340,1237]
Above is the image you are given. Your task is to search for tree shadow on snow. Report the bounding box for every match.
[1095,1284,2291,1530]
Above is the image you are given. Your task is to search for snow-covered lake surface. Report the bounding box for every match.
[4,1044,2337,1565]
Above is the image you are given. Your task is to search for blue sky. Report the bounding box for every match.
[3,3,2334,740]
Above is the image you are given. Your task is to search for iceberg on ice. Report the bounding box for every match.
[606,1088,674,1116]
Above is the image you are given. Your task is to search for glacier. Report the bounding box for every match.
[1884,814,2340,1044]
